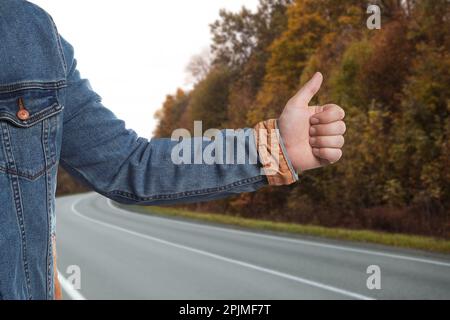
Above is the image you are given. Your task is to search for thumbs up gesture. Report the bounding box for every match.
[278,72,346,172]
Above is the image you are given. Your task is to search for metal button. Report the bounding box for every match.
[17,97,30,121]
[17,109,30,121]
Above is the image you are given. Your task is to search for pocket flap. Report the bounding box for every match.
[0,90,63,128]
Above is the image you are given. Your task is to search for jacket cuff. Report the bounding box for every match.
[253,119,299,186]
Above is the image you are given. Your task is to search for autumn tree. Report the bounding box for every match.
[154,89,190,137]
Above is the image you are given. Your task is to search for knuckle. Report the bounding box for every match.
[318,148,327,158]
[313,137,321,146]
[315,105,324,114]
[324,104,345,120]
[318,124,326,132]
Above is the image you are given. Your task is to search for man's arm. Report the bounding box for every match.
[58,37,298,205]
[58,32,346,206]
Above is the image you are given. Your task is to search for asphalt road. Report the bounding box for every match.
[56,193,450,300]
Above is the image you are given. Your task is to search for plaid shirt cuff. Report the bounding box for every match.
[253,119,299,186]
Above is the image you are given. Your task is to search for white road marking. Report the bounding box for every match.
[58,270,86,300]
[105,197,450,268]
[72,195,374,300]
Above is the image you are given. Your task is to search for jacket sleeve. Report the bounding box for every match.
[58,37,271,205]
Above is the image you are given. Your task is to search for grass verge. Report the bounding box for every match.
[125,205,450,254]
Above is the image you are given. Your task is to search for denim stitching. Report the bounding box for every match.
[45,13,67,74]
[106,175,265,202]
[59,157,265,203]
[0,122,32,299]
[0,103,64,128]
[61,94,102,125]
[42,118,53,300]
[0,81,67,94]
[0,103,62,180]
[0,161,57,181]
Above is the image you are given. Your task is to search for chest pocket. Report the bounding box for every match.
[0,90,63,181]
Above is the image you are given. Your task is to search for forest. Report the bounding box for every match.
[152,0,449,238]
[58,0,449,238]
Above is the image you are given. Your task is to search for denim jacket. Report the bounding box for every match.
[0,0,297,300]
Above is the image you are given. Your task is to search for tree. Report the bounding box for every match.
[189,67,234,130]
[185,49,213,84]
[154,89,190,137]
[210,0,293,69]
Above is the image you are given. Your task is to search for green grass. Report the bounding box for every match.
[126,205,450,254]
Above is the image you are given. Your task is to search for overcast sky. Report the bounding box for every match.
[29,0,259,138]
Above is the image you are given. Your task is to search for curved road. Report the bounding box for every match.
[56,193,450,300]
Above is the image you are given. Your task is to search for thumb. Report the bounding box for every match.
[293,72,323,106]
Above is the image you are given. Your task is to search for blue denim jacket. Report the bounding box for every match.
[0,0,298,300]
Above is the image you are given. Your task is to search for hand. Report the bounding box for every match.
[278,72,346,172]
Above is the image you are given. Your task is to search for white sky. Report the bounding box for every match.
[29,0,259,138]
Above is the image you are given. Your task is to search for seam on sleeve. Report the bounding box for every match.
[60,158,266,203]
[105,175,266,202]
